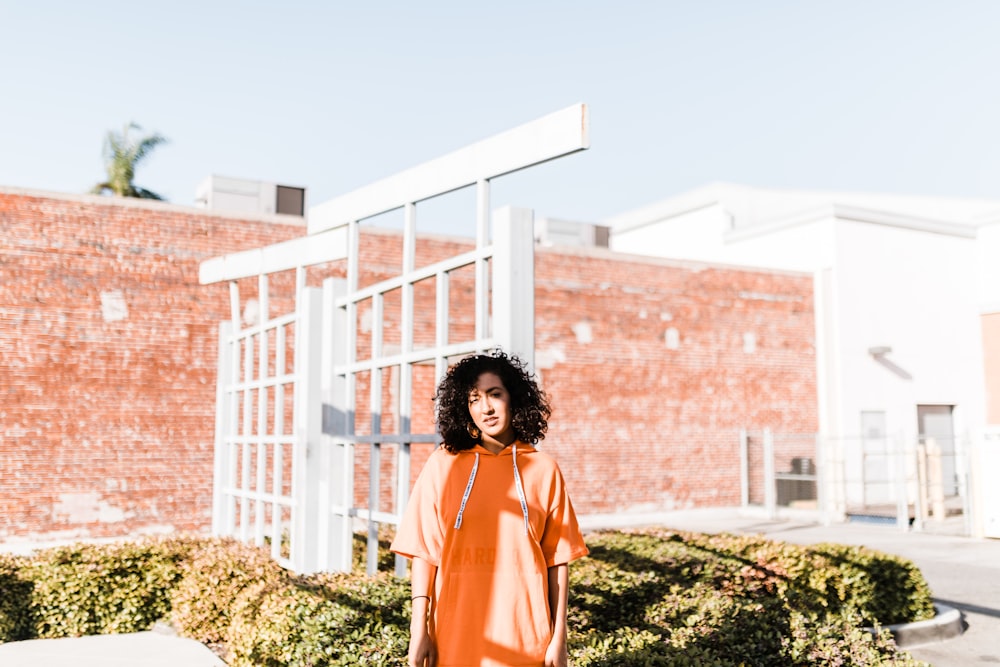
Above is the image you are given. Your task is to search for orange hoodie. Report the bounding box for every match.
[391,442,588,667]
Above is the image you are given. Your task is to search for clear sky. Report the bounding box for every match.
[2,1,1000,235]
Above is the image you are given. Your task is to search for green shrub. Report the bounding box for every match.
[680,532,850,612]
[25,539,185,638]
[570,627,675,666]
[0,554,33,642]
[567,530,932,667]
[351,529,398,574]
[226,571,410,667]
[0,528,934,666]
[169,536,287,645]
[808,542,935,625]
[650,584,791,665]
[787,611,925,666]
[622,530,935,625]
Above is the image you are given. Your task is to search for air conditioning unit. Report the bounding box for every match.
[195,175,305,217]
[535,217,610,248]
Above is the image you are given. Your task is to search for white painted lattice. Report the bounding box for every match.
[201,104,589,573]
[210,273,304,568]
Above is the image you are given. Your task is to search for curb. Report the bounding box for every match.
[869,603,965,649]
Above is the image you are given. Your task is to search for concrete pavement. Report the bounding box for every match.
[1,508,997,666]
[0,623,224,667]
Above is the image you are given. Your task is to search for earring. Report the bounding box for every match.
[467,424,480,439]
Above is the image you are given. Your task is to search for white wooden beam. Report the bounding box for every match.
[491,206,535,370]
[291,287,324,574]
[308,103,590,235]
[199,226,348,284]
[211,321,234,536]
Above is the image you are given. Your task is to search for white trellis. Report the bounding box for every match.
[200,104,589,574]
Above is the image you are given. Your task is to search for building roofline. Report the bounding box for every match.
[725,203,978,243]
[607,183,996,239]
[604,183,729,234]
[0,185,307,227]
[539,236,812,278]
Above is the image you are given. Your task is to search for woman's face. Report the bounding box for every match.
[468,371,515,449]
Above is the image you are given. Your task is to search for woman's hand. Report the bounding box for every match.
[408,627,437,667]
[408,558,438,667]
[544,636,567,667]
[545,563,570,667]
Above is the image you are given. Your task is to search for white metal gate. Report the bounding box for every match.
[201,105,589,574]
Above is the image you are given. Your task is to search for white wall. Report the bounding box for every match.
[610,204,731,264]
[722,219,833,273]
[977,221,1000,312]
[831,220,985,506]
[610,204,832,272]
[834,220,985,437]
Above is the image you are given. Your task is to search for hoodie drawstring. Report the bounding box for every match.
[454,452,479,530]
[512,443,530,536]
[453,444,531,536]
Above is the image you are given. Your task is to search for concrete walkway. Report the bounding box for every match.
[1,509,997,666]
[0,624,224,667]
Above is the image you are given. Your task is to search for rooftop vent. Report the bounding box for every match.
[535,217,610,248]
[195,175,305,216]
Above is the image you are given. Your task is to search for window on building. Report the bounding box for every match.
[276,185,305,216]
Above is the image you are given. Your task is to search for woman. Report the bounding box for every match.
[391,350,588,667]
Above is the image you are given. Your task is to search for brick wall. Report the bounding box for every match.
[1,190,305,543]
[1,189,817,545]
[533,247,817,513]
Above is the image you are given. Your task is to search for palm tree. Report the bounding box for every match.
[91,122,168,200]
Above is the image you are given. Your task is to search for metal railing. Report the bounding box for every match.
[741,429,975,535]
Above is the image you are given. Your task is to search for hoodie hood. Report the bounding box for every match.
[453,441,533,534]
[464,441,537,457]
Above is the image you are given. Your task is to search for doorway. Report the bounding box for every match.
[917,405,957,497]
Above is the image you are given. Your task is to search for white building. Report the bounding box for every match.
[607,183,1000,534]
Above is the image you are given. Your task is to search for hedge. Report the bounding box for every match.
[16,539,187,639]
[170,537,287,645]
[568,530,932,666]
[0,529,934,666]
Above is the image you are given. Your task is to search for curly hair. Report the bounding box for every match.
[435,349,550,453]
